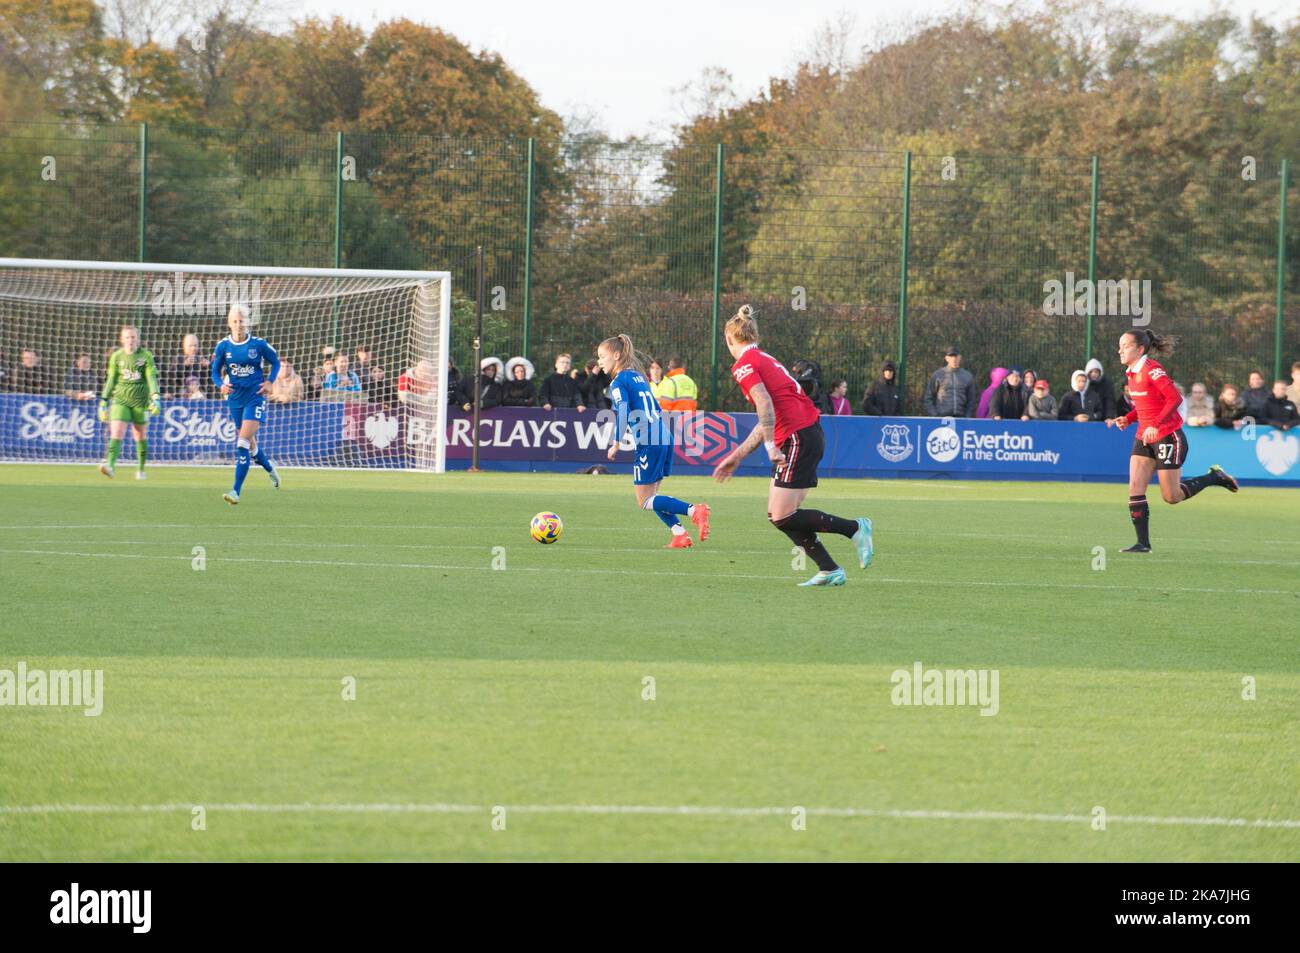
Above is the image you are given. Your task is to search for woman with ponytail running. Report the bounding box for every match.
[1106,329,1238,553]
[597,334,710,548]
[712,306,873,587]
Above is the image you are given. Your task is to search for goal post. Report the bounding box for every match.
[0,258,452,472]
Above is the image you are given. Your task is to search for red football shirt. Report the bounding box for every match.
[1123,355,1183,440]
[730,345,820,444]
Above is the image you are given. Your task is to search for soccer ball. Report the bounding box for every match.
[530,512,563,544]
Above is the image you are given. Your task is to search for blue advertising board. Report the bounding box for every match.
[0,395,344,465]
[3,395,1296,485]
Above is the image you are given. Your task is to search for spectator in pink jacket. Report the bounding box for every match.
[829,378,851,415]
[977,367,1009,418]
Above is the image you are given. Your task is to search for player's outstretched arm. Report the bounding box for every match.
[713,382,784,482]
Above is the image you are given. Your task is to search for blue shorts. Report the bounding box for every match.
[632,442,673,485]
[227,393,267,426]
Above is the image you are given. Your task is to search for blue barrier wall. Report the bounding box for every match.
[4,396,1297,485]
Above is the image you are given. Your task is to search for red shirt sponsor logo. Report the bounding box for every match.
[729,346,820,444]
[1124,356,1183,441]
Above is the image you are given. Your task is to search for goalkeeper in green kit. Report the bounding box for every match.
[97,325,161,480]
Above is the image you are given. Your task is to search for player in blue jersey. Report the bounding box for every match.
[211,304,281,504]
[597,334,710,548]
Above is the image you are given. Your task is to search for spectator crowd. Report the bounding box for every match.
[2,337,1298,434]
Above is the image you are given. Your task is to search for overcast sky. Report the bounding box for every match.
[288,0,1297,139]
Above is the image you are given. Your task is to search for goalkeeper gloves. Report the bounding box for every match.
[97,399,109,423]
[148,394,162,416]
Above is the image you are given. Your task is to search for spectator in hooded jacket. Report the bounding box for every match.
[829,379,851,415]
[502,357,538,407]
[1183,382,1214,426]
[923,346,977,417]
[989,366,1029,420]
[539,353,586,411]
[1261,380,1300,430]
[1026,378,1057,419]
[1242,370,1270,420]
[863,360,901,415]
[456,357,504,411]
[1058,369,1103,421]
[1213,383,1246,429]
[1084,357,1117,420]
[1022,369,1038,392]
[977,367,1009,418]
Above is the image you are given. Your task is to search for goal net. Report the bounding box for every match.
[0,259,451,471]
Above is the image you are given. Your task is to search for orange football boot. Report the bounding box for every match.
[690,503,710,541]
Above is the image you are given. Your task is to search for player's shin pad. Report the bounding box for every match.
[771,514,838,572]
[1129,495,1150,546]
[1177,471,1215,500]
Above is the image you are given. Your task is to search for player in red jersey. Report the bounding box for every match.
[1105,329,1238,553]
[712,306,873,586]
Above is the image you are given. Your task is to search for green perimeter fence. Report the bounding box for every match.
[1,120,1296,412]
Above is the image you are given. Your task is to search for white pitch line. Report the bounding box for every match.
[0,548,1295,596]
[0,802,1296,829]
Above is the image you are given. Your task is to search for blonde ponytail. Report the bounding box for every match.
[725,305,759,345]
[598,333,648,377]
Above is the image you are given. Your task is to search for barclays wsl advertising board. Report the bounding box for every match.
[3,396,1297,484]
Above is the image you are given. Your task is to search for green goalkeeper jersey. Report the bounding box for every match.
[102,348,159,408]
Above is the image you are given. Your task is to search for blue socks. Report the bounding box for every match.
[644,494,691,528]
[253,447,273,473]
[234,447,251,492]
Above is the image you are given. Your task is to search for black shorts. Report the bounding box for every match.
[773,422,824,489]
[1131,427,1189,470]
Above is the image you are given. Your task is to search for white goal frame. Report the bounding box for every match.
[0,257,453,473]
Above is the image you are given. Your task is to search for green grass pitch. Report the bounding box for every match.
[0,464,1296,861]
